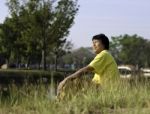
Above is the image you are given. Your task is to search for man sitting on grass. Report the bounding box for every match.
[57,34,120,98]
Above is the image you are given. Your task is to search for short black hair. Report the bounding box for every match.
[92,34,109,50]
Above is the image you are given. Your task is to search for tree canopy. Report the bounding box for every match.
[110,34,150,68]
[0,0,78,69]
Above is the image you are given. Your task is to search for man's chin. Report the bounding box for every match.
[94,50,101,54]
[93,50,98,54]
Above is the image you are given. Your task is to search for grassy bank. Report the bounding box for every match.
[0,78,150,114]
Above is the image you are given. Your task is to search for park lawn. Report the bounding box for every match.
[0,77,150,114]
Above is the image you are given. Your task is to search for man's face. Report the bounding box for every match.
[92,39,104,54]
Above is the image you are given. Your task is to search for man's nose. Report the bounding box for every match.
[93,42,95,46]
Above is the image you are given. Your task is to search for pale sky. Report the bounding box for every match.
[0,0,150,48]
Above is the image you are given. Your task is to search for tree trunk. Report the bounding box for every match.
[55,54,58,71]
[42,49,47,70]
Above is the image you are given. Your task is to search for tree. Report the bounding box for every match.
[4,0,78,69]
[61,47,94,69]
[54,41,74,70]
[144,40,150,67]
[0,18,20,65]
[110,36,122,63]
[110,34,150,68]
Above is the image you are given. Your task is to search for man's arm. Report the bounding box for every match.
[57,65,94,96]
[66,65,94,80]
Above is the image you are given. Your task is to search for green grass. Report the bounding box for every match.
[0,78,150,114]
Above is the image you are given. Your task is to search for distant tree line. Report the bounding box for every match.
[58,47,95,69]
[0,0,78,70]
[59,34,150,70]
[110,34,150,68]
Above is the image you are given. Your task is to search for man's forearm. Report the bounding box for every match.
[66,69,83,80]
[66,66,94,80]
[57,66,94,96]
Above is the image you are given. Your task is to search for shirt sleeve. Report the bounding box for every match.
[89,53,106,75]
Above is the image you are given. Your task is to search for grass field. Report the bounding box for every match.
[0,77,149,114]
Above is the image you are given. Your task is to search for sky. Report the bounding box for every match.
[0,0,150,48]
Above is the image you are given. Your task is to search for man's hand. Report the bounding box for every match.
[57,79,67,96]
[56,66,94,98]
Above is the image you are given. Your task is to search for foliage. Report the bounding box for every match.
[110,34,150,67]
[0,69,65,83]
[60,47,94,69]
[0,0,78,69]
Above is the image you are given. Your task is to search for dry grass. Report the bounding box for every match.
[0,77,150,114]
